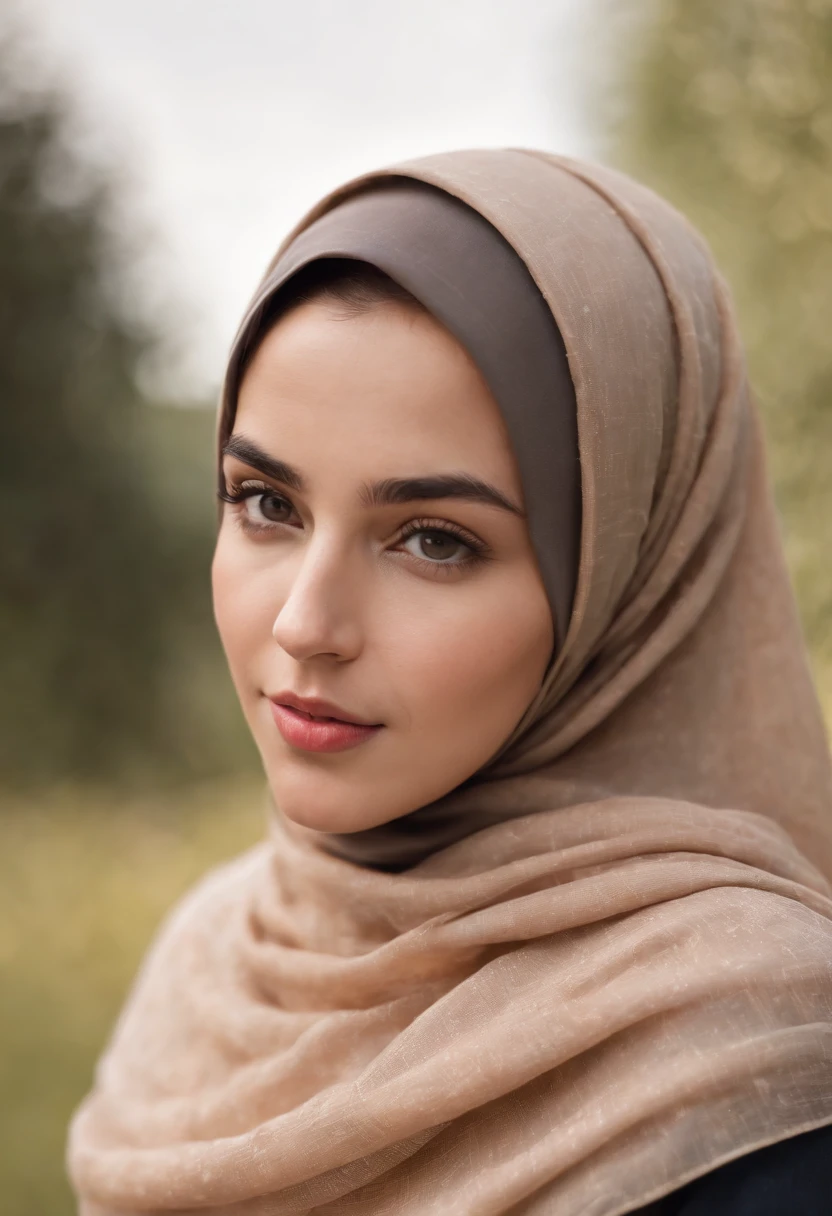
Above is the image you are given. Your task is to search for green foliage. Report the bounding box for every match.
[597,0,832,710]
[0,32,254,785]
[0,783,264,1216]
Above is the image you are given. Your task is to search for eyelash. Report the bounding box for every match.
[394,518,489,572]
[218,480,491,572]
[218,480,298,529]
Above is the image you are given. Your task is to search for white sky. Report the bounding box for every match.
[13,0,594,397]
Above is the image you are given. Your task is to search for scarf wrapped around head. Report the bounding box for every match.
[68,149,832,1216]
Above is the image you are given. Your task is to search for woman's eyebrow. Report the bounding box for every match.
[223,437,523,516]
[222,435,304,490]
[362,474,524,516]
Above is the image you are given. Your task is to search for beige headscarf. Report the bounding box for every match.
[68,150,832,1216]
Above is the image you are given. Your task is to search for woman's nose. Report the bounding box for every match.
[271,544,364,663]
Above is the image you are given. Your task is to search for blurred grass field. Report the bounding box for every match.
[0,781,265,1215]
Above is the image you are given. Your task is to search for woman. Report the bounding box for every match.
[68,150,832,1214]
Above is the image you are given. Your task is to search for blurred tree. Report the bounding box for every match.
[0,30,252,786]
[597,0,832,710]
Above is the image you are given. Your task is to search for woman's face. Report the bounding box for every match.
[213,297,554,833]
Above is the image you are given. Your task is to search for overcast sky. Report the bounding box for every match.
[14,0,593,396]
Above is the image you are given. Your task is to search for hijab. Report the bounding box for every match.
[68,149,832,1216]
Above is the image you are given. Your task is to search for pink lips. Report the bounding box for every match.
[268,693,383,754]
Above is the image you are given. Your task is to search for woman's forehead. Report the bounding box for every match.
[233,301,521,491]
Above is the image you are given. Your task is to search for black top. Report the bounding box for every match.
[633,1122,832,1214]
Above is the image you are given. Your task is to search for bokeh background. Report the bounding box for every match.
[2,1,830,1210]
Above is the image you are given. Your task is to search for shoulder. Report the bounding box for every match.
[649,1122,832,1215]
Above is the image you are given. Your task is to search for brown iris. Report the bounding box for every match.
[417,530,464,561]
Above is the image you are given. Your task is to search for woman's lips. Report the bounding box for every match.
[268,696,383,754]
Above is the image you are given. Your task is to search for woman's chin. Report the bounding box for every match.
[269,785,402,835]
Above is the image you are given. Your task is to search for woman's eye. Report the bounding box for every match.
[401,529,470,563]
[244,492,294,526]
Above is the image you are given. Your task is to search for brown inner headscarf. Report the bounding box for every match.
[68,149,832,1216]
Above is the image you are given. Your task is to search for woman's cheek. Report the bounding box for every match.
[213,544,278,693]
[398,577,549,748]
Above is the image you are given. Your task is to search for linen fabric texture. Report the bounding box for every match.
[68,149,832,1216]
